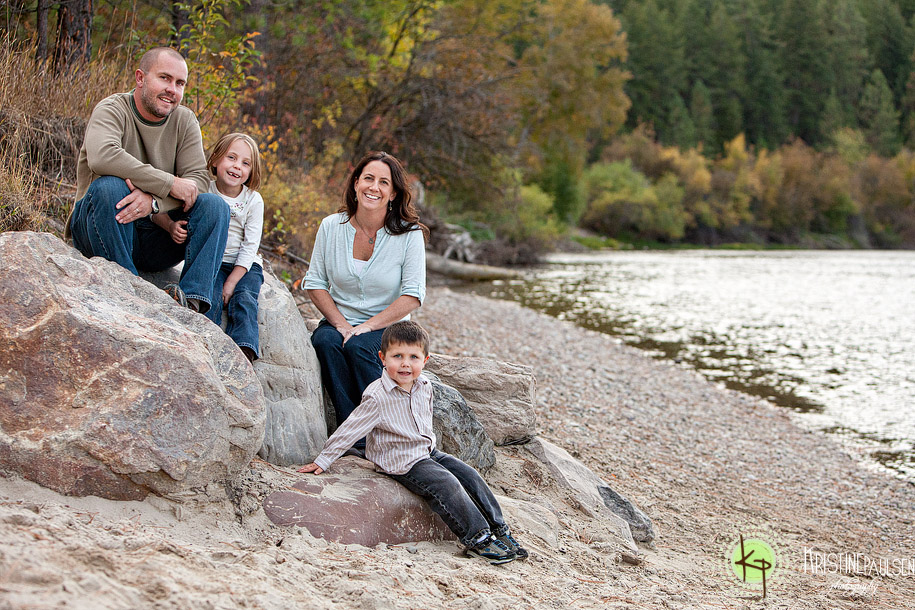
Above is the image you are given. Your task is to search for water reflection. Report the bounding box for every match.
[461,250,915,480]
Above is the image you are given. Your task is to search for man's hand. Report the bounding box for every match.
[170,176,199,211]
[297,462,324,475]
[115,179,154,223]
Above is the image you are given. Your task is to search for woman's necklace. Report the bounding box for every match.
[352,216,379,245]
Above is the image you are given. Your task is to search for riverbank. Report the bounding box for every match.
[2,285,913,608]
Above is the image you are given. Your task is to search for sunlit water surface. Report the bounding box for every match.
[462,250,915,480]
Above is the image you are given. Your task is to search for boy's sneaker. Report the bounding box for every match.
[466,535,516,565]
[497,531,529,559]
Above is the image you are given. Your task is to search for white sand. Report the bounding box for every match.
[2,285,914,609]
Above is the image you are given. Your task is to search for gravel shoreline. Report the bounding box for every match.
[1,283,913,609]
[415,285,915,608]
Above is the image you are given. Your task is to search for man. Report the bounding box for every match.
[67,47,229,314]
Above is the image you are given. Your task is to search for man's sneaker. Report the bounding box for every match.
[466,535,516,565]
[496,531,529,559]
[163,283,188,308]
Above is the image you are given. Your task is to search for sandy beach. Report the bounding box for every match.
[2,284,914,609]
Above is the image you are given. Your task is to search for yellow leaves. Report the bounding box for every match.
[312,102,343,130]
[662,147,711,197]
[516,0,630,150]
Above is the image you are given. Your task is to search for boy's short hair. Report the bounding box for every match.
[381,321,430,356]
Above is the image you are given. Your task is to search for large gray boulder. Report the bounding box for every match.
[0,232,266,501]
[426,354,536,445]
[251,271,326,465]
[525,438,653,547]
[427,372,496,473]
[142,261,327,466]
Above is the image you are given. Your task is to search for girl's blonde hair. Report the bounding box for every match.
[207,133,262,191]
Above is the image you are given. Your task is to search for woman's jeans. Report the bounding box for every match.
[390,449,508,547]
[311,320,384,447]
[69,176,229,315]
[206,261,263,357]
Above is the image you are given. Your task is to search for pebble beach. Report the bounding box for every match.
[1,284,914,609]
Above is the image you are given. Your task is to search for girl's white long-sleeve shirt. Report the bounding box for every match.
[209,181,264,269]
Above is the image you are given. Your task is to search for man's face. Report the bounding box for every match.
[135,53,188,122]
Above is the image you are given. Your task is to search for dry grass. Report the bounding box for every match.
[0,37,130,234]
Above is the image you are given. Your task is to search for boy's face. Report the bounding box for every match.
[379,341,429,390]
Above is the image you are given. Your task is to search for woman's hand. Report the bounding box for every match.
[342,322,373,344]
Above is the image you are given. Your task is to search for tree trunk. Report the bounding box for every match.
[171,1,190,50]
[53,0,93,71]
[36,0,50,63]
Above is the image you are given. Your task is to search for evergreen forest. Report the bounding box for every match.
[3,0,915,261]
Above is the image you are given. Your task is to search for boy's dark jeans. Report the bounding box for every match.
[390,449,508,547]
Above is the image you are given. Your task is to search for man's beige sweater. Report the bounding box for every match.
[67,91,210,236]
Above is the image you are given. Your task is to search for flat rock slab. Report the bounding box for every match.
[263,458,455,546]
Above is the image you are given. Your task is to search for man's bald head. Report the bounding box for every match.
[138,47,185,73]
[134,47,188,122]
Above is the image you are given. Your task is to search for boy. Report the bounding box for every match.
[298,320,528,565]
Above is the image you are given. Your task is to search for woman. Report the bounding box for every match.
[304,151,427,447]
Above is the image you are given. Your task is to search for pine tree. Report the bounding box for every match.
[820,92,849,146]
[859,0,913,103]
[619,0,687,140]
[859,68,902,156]
[737,0,788,148]
[900,59,915,147]
[778,0,831,145]
[690,80,715,151]
[827,0,871,121]
[669,95,698,149]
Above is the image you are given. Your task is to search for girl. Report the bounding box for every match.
[204,132,265,362]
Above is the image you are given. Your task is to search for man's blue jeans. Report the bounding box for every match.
[70,176,229,314]
[390,449,508,547]
[206,261,263,357]
[311,320,384,447]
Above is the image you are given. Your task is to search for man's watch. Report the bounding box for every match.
[150,197,160,214]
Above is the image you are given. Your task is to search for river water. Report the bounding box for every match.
[464,250,915,480]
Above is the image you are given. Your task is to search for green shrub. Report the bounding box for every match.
[580,160,686,241]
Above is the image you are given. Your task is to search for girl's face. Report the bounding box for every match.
[213,139,253,197]
[354,160,396,215]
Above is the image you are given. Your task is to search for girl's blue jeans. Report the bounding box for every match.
[206,261,263,358]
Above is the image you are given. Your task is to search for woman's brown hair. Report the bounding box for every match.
[340,151,427,238]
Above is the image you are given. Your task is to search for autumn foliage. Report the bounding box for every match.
[3,0,915,255]
[586,129,915,247]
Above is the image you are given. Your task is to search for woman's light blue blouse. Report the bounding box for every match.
[304,213,426,325]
